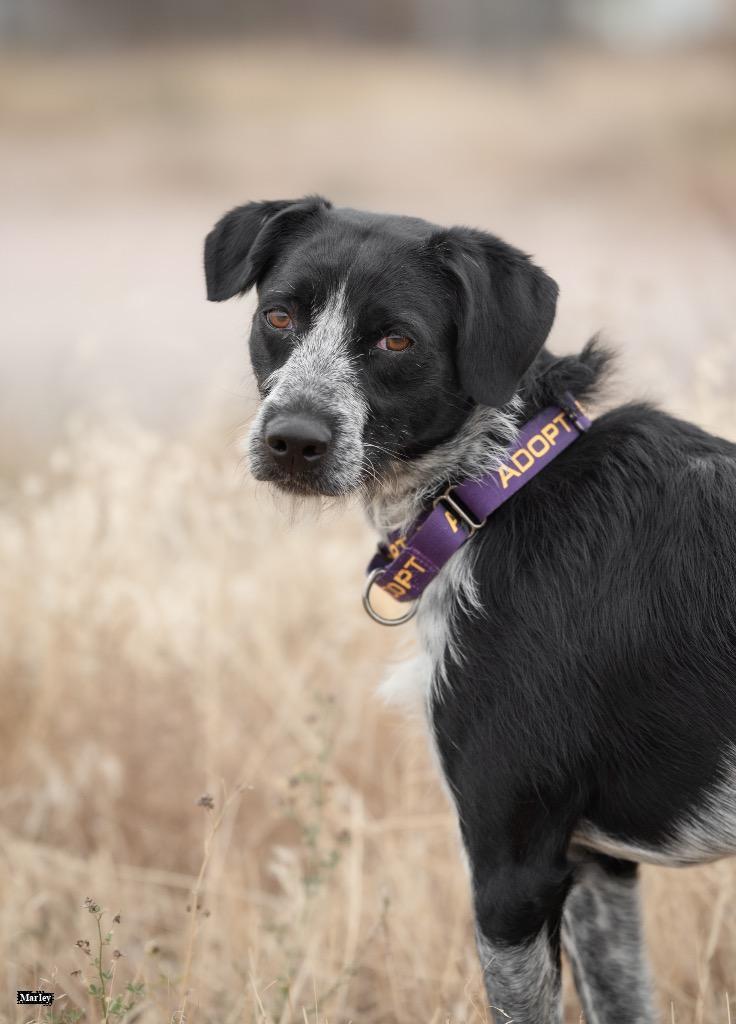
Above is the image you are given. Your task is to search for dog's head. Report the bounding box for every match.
[204,197,558,498]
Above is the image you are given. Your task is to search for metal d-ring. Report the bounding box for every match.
[362,568,419,626]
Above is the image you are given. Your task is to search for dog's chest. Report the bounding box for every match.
[378,543,477,709]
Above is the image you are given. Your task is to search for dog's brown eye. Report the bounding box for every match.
[266,308,293,330]
[376,335,413,352]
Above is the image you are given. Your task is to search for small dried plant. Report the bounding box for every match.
[177,784,245,1023]
[69,899,145,1023]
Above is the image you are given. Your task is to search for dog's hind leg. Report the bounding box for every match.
[562,854,657,1024]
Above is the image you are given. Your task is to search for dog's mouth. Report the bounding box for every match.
[255,464,358,498]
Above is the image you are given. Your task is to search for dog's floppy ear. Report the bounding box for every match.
[204,195,331,301]
[434,227,558,408]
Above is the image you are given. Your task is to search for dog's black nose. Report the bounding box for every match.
[265,414,332,473]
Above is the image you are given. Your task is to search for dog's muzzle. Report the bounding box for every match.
[249,402,358,496]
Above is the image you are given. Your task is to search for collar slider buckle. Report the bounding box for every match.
[433,486,487,535]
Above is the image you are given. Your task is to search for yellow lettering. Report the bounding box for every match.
[541,422,559,446]
[404,555,427,574]
[444,509,459,533]
[386,581,407,598]
[527,433,550,458]
[553,412,571,433]
[511,448,535,473]
[394,568,412,589]
[388,536,407,559]
[498,463,520,489]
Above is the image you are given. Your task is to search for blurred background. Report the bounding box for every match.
[1,2,735,1022]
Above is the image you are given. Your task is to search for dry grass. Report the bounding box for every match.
[1,400,735,1023]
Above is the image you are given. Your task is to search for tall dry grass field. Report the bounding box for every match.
[1,42,735,1024]
[3,399,736,1024]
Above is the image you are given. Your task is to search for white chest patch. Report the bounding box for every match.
[378,542,479,711]
[378,650,432,711]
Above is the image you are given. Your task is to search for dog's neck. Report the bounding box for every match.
[365,400,522,534]
[364,340,610,536]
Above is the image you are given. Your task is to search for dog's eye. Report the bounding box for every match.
[265,308,293,330]
[375,335,413,352]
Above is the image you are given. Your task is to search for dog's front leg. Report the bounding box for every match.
[470,857,569,1024]
[475,925,563,1024]
[455,804,574,1024]
[431,699,577,1022]
[562,854,657,1024]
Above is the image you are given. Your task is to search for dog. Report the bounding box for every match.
[204,196,736,1023]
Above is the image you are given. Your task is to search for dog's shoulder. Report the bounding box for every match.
[574,401,736,503]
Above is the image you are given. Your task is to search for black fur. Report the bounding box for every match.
[435,227,559,408]
[436,365,736,937]
[205,196,333,302]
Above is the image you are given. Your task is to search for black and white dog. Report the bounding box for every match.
[204,196,736,1023]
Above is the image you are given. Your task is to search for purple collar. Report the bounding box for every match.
[363,394,592,625]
